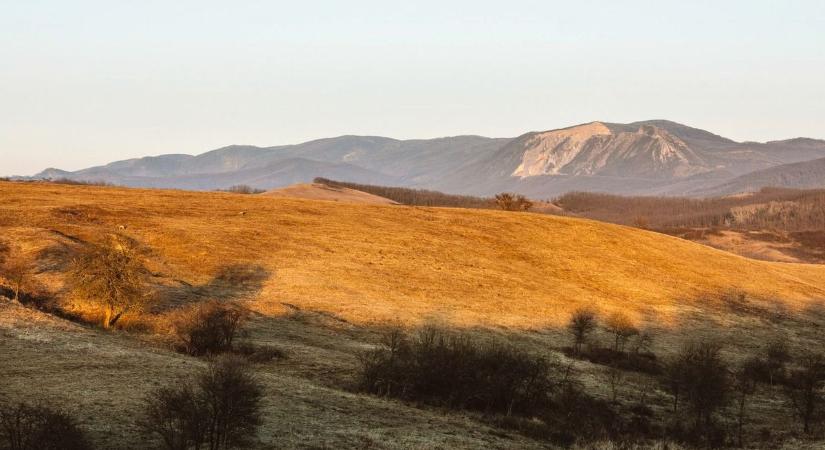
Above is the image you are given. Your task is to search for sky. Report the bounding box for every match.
[1,1,824,176]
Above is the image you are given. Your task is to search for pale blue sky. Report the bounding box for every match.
[1,0,824,175]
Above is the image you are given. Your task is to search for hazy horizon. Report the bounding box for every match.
[2,0,824,176]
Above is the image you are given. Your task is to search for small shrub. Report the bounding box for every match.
[173,301,247,356]
[140,356,263,450]
[0,401,91,450]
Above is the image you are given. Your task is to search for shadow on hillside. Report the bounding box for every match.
[151,263,271,312]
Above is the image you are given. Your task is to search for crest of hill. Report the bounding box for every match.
[263,183,398,205]
[2,181,825,329]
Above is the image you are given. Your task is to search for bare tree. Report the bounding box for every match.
[494,193,533,212]
[733,357,760,446]
[67,234,150,329]
[630,329,654,356]
[764,339,791,386]
[663,341,730,432]
[141,356,263,450]
[567,308,597,355]
[604,312,638,353]
[785,352,825,434]
[606,362,624,403]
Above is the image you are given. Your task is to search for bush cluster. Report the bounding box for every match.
[359,327,556,416]
[0,400,90,450]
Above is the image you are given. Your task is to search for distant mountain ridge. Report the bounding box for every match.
[26,120,825,197]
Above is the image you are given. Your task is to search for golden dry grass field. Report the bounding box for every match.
[262,182,399,205]
[2,180,825,449]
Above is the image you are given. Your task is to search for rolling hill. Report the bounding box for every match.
[23,121,825,198]
[4,181,825,448]
[3,181,825,327]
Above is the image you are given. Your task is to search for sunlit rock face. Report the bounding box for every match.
[513,122,711,179]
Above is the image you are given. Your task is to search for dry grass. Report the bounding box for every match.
[3,181,825,448]
[2,181,824,330]
[263,182,399,205]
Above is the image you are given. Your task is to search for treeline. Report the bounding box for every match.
[314,178,496,209]
[556,188,825,231]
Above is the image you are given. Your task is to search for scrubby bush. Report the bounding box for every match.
[67,234,150,329]
[173,301,247,356]
[0,242,33,304]
[141,356,263,450]
[221,185,264,195]
[359,327,557,416]
[0,401,91,450]
[142,386,204,450]
[661,341,730,445]
[494,192,533,211]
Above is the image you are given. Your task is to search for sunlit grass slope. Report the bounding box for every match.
[2,181,824,328]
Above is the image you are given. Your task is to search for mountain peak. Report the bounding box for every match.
[512,121,708,179]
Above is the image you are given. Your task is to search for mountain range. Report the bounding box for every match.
[26,120,825,198]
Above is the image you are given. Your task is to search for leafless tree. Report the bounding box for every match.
[764,339,791,386]
[785,352,825,434]
[141,356,263,450]
[567,308,598,355]
[733,357,760,446]
[604,312,638,353]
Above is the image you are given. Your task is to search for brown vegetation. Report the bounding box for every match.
[172,301,247,356]
[66,234,151,329]
[219,185,265,195]
[494,192,533,211]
